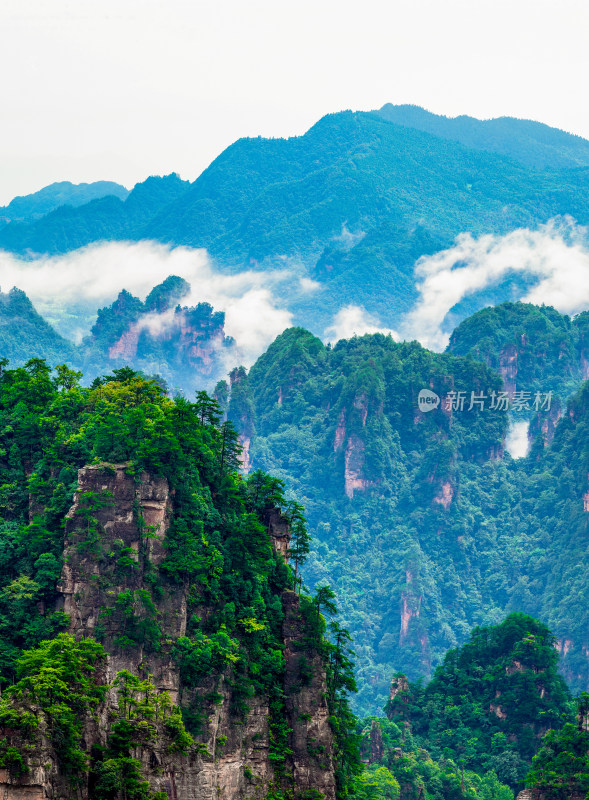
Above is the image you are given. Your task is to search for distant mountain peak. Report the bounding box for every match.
[0,180,129,223]
[376,103,589,169]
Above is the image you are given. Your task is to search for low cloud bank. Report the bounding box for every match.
[0,241,293,366]
[400,218,589,350]
[3,218,589,371]
[324,305,399,343]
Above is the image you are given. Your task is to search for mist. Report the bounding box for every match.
[324,304,399,343]
[505,419,530,459]
[0,241,293,367]
[401,218,589,350]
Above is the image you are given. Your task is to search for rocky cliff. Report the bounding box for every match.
[0,464,336,800]
[81,276,235,392]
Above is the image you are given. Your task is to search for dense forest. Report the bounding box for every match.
[0,359,360,798]
[0,357,585,799]
[4,110,589,332]
[221,309,589,716]
[357,613,589,800]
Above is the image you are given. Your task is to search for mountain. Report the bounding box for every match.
[0,174,189,255]
[81,275,235,392]
[359,613,572,795]
[0,278,235,393]
[0,287,77,366]
[221,319,589,716]
[3,112,589,331]
[0,365,358,800]
[377,104,589,170]
[224,327,509,713]
[0,180,128,224]
[447,302,589,431]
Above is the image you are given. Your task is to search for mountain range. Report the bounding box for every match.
[2,106,589,337]
[1,104,589,799]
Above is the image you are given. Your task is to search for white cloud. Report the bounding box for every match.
[402,218,589,350]
[298,276,321,293]
[0,240,293,366]
[324,304,399,343]
[505,419,530,459]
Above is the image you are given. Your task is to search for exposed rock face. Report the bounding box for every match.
[228,367,255,474]
[386,675,410,723]
[368,720,384,764]
[282,591,337,800]
[389,675,409,701]
[83,280,234,390]
[499,344,518,396]
[344,434,372,499]
[0,465,336,800]
[433,480,453,510]
[262,507,291,562]
[334,410,346,452]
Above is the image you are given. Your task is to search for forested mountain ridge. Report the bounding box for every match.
[0,174,188,256]
[358,614,579,799]
[3,111,589,329]
[221,322,589,715]
[447,302,589,430]
[0,279,236,393]
[376,104,589,170]
[0,362,360,799]
[0,287,77,366]
[81,275,235,392]
[0,180,129,224]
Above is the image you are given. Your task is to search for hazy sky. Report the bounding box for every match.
[1,0,588,205]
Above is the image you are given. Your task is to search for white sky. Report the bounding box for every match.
[1,0,588,205]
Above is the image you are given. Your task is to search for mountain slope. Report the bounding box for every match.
[358,614,573,797]
[144,110,589,266]
[447,302,589,426]
[3,111,589,332]
[377,104,589,170]
[224,328,511,713]
[0,174,189,255]
[0,287,77,365]
[0,180,128,223]
[0,365,357,800]
[222,320,589,715]
[3,112,589,331]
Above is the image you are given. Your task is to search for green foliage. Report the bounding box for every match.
[0,633,107,778]
[362,613,571,800]
[231,324,589,716]
[357,716,516,800]
[352,765,400,800]
[0,359,359,797]
[448,301,587,412]
[525,694,589,799]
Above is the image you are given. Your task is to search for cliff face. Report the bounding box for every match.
[0,465,336,800]
[82,278,234,392]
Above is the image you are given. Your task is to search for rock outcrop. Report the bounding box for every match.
[0,464,337,800]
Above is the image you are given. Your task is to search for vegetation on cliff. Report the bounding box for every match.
[447,301,589,409]
[526,694,589,798]
[221,324,589,715]
[356,614,576,799]
[0,358,360,798]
